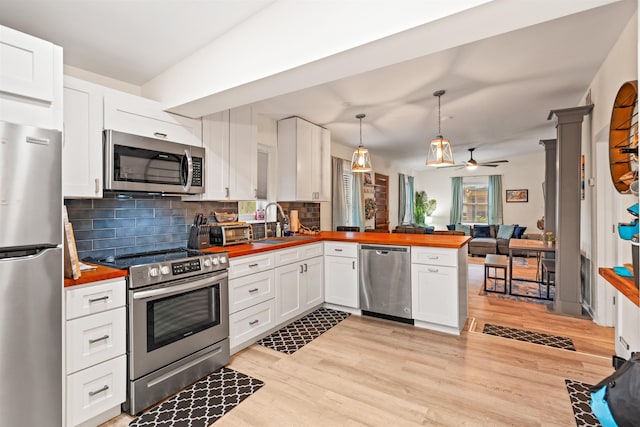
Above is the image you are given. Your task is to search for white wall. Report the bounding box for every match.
[331,141,414,231]
[580,11,638,325]
[414,151,545,233]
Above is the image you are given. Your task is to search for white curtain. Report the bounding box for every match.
[398,173,414,225]
[331,157,348,229]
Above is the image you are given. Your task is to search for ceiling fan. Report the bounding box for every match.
[442,148,509,169]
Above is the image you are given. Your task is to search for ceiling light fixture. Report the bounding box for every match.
[426,90,455,167]
[351,113,373,172]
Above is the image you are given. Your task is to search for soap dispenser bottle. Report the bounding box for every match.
[275,222,282,237]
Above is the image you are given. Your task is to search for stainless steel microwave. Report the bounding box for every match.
[104,129,205,194]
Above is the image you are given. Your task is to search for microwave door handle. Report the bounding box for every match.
[182,149,193,192]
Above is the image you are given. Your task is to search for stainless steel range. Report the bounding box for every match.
[86,248,230,415]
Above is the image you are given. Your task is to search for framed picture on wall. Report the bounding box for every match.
[506,189,528,203]
[363,172,373,185]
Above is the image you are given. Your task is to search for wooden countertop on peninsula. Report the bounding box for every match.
[64,264,128,288]
[204,231,471,258]
[599,267,639,307]
[66,232,470,286]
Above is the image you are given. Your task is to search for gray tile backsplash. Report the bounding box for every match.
[65,194,321,261]
[65,193,237,260]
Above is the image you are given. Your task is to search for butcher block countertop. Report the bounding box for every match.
[204,231,471,258]
[65,231,470,287]
[64,264,128,288]
[599,267,639,307]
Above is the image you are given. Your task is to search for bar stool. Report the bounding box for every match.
[484,254,508,294]
[541,258,556,299]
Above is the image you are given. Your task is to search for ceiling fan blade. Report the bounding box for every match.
[478,164,500,167]
[483,160,509,164]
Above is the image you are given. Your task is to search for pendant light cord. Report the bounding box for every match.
[437,94,441,135]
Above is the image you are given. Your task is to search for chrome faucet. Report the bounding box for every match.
[264,202,288,237]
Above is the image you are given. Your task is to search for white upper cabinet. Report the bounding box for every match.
[192,105,257,201]
[0,25,62,130]
[103,90,202,146]
[63,76,104,198]
[277,116,330,202]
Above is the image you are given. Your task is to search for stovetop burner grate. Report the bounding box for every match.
[84,247,209,270]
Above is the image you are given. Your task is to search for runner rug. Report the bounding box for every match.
[257,307,350,354]
[482,323,576,351]
[565,379,601,427]
[129,367,263,427]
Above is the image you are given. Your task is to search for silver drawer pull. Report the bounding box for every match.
[89,334,109,344]
[248,263,259,268]
[620,336,630,350]
[334,248,343,252]
[154,132,167,139]
[428,256,439,259]
[248,288,259,293]
[88,385,109,396]
[352,261,355,270]
[249,319,259,326]
[428,268,439,273]
[88,296,109,303]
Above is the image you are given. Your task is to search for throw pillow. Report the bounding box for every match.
[472,225,491,238]
[447,224,456,231]
[513,226,527,239]
[424,226,435,234]
[497,224,515,240]
[455,223,471,236]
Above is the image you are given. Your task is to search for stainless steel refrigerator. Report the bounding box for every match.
[0,121,62,426]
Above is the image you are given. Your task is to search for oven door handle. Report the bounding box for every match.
[132,272,228,300]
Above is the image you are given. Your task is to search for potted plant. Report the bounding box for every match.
[414,191,437,225]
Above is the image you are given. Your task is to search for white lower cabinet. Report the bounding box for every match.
[65,278,126,427]
[615,291,640,359]
[228,244,324,353]
[411,264,458,326]
[304,256,324,309]
[324,244,358,309]
[275,262,304,324]
[411,246,468,335]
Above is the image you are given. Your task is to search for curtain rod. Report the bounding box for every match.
[451,174,503,179]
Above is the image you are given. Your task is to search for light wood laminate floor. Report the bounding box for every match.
[103,257,615,426]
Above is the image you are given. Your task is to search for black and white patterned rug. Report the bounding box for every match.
[565,379,601,427]
[257,307,350,354]
[482,323,576,351]
[129,367,263,427]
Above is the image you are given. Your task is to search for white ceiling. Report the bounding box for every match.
[0,0,636,171]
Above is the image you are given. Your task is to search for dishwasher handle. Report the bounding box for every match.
[360,245,409,253]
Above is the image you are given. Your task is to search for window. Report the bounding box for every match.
[342,159,354,225]
[462,176,489,224]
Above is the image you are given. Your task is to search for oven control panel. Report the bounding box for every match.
[172,259,201,275]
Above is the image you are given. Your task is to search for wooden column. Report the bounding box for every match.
[547,105,593,317]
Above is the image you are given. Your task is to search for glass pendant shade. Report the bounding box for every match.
[351,113,373,172]
[426,90,454,167]
[351,146,372,172]
[426,136,454,167]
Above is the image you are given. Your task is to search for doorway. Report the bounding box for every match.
[374,173,389,231]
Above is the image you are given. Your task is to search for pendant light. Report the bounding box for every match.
[426,90,455,167]
[351,113,373,172]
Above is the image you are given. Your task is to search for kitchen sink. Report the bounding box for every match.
[256,236,316,244]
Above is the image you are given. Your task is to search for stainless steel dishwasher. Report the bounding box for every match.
[359,244,412,322]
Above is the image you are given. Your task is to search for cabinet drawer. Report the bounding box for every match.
[274,246,300,266]
[66,278,126,320]
[411,247,457,267]
[66,355,126,427]
[229,269,275,314]
[325,241,358,258]
[229,252,274,279]
[66,307,126,374]
[229,299,276,350]
[104,91,202,146]
[298,242,323,259]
